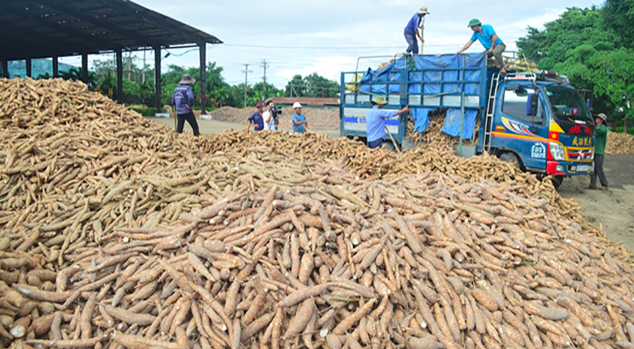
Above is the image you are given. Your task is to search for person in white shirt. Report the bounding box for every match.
[263,100,278,131]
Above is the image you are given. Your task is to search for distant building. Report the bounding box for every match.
[270,97,340,110]
[6,59,77,79]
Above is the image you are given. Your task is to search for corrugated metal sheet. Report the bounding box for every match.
[0,0,222,61]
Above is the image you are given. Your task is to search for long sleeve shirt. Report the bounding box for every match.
[171,84,194,115]
[594,124,607,155]
[366,106,397,142]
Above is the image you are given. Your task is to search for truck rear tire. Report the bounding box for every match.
[499,152,522,170]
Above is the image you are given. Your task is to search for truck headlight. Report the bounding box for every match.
[549,142,565,161]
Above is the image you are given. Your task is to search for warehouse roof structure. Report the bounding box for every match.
[0,0,222,111]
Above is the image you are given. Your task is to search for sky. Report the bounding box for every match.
[64,0,602,89]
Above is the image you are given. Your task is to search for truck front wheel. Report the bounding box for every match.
[550,175,564,189]
[498,152,522,170]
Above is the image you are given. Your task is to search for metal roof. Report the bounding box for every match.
[0,0,222,61]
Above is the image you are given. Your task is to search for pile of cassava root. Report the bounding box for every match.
[606,132,634,155]
[1,77,634,349]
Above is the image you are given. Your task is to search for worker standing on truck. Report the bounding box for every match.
[292,102,308,134]
[588,113,609,190]
[457,19,506,74]
[171,74,200,136]
[366,96,410,149]
[404,7,430,55]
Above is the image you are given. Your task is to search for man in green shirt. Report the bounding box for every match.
[588,113,609,190]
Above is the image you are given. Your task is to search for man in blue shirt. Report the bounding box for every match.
[366,96,410,149]
[247,102,264,131]
[171,74,200,136]
[457,19,506,74]
[291,102,308,134]
[404,7,430,55]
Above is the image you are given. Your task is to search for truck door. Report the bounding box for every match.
[494,84,549,171]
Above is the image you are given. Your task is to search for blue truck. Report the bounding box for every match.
[340,52,595,187]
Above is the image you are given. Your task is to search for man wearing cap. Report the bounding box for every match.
[171,74,200,136]
[457,19,506,74]
[247,103,264,132]
[404,7,430,55]
[366,96,411,149]
[588,113,609,190]
[292,102,308,134]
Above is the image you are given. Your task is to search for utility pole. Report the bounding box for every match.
[242,64,252,108]
[261,59,269,101]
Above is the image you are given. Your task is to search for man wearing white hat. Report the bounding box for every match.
[404,7,430,55]
[292,102,308,134]
[588,113,609,190]
[171,74,200,136]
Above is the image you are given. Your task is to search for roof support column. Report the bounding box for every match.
[52,56,59,78]
[199,42,206,114]
[26,58,32,78]
[1,61,7,78]
[81,53,89,84]
[154,44,162,113]
[116,49,123,103]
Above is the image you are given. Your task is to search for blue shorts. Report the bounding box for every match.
[367,139,383,149]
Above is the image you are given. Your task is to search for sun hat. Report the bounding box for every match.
[293,102,302,109]
[179,74,196,85]
[256,102,263,108]
[468,18,482,27]
[597,113,608,122]
[371,96,388,105]
[417,6,430,15]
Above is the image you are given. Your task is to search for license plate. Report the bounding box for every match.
[577,165,590,172]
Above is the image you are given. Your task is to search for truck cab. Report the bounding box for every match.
[482,71,595,186]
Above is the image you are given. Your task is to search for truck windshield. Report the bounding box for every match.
[544,86,593,124]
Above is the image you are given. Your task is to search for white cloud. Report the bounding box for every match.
[122,0,600,88]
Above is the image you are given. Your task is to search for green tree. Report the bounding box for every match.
[516,5,634,128]
[284,73,340,98]
[603,0,634,48]
[518,7,620,66]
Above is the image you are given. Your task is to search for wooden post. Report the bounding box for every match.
[419,16,426,54]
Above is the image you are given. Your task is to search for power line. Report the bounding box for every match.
[222,43,492,50]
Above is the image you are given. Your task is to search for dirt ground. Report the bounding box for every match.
[148,116,634,253]
[191,106,340,130]
[149,116,340,138]
[558,155,634,253]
